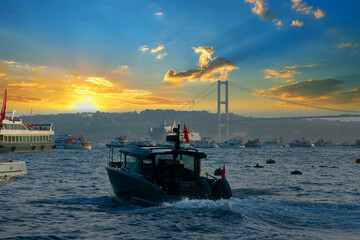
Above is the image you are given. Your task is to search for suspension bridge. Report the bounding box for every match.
[177,80,360,142]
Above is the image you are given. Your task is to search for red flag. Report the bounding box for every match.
[0,89,7,124]
[222,164,226,179]
[183,124,190,143]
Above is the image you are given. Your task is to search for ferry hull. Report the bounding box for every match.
[0,142,54,154]
[105,165,168,205]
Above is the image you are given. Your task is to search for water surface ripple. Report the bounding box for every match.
[1,147,359,239]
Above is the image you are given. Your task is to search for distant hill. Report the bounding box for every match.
[20,109,360,145]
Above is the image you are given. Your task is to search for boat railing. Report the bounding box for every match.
[25,123,52,131]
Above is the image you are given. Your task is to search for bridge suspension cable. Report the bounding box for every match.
[177,80,360,114]
[177,81,218,111]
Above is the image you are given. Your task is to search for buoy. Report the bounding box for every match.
[254,163,264,168]
[356,159,360,164]
[291,170,302,175]
[266,159,276,164]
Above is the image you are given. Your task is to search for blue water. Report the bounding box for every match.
[1,147,359,239]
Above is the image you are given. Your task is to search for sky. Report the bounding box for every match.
[0,0,359,116]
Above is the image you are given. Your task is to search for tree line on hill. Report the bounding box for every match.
[20,109,360,145]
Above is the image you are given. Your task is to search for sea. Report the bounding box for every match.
[1,146,359,240]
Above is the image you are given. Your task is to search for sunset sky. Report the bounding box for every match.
[0,0,359,115]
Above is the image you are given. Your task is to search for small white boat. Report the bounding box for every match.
[0,159,27,180]
[191,137,219,148]
[106,136,128,148]
[261,139,283,149]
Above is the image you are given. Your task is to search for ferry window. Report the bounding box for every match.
[16,136,19,142]
[12,136,15,142]
[26,136,29,142]
[19,136,22,142]
[0,135,3,141]
[36,136,39,142]
[4,136,7,142]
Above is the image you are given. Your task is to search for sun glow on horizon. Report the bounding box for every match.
[72,101,98,112]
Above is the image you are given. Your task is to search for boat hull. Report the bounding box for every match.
[64,144,91,150]
[105,165,168,205]
[0,142,54,154]
[0,160,27,180]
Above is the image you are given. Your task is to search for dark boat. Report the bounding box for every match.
[105,125,232,206]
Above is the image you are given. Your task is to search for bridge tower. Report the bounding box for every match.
[217,80,229,143]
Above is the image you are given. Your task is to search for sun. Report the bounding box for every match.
[73,101,98,112]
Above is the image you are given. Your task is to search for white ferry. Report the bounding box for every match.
[0,90,55,153]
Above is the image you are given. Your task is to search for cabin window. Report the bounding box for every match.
[26,136,29,142]
[4,136,7,142]
[15,136,19,142]
[12,136,15,142]
[156,154,174,165]
[19,136,22,142]
[125,155,141,173]
[180,154,195,176]
[0,135,3,142]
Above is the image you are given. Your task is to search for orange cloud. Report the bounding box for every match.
[163,47,238,87]
[85,77,114,87]
[151,45,165,54]
[0,58,183,113]
[245,0,273,20]
[139,45,149,52]
[154,12,163,16]
[156,53,167,59]
[291,0,325,19]
[338,41,359,48]
[264,69,302,78]
[291,20,304,27]
[313,9,325,19]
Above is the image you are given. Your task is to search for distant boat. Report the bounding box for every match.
[54,134,72,149]
[0,159,27,180]
[127,138,156,147]
[261,139,282,149]
[106,136,128,148]
[191,137,219,148]
[158,129,193,149]
[148,120,177,143]
[289,139,314,148]
[245,138,261,148]
[0,89,55,153]
[219,137,245,149]
[351,139,360,148]
[314,139,335,147]
[63,133,91,150]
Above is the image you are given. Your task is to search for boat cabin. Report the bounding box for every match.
[108,146,207,193]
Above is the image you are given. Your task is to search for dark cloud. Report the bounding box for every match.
[263,79,360,105]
